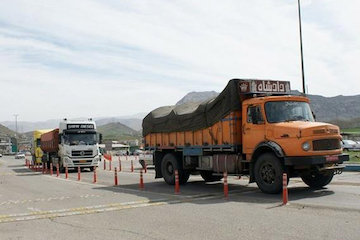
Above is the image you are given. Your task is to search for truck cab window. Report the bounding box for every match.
[247,105,264,124]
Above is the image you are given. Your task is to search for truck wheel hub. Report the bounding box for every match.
[261,164,275,184]
[166,163,174,174]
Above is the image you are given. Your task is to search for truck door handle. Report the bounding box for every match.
[243,124,250,134]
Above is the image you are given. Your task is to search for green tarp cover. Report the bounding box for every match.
[142,79,244,136]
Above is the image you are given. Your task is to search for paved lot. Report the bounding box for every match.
[0,155,359,240]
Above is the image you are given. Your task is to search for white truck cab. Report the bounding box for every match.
[59,119,101,170]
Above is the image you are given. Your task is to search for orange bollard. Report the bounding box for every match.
[93,167,97,183]
[174,170,180,194]
[103,159,106,170]
[50,163,53,176]
[109,160,112,171]
[24,158,27,166]
[65,166,68,179]
[282,173,288,205]
[131,160,134,172]
[56,163,59,177]
[139,169,144,190]
[77,166,81,181]
[114,167,118,186]
[223,172,228,199]
[118,157,122,172]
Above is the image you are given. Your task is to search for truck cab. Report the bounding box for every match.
[58,119,101,171]
[242,95,346,193]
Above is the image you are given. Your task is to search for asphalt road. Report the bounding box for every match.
[0,155,359,240]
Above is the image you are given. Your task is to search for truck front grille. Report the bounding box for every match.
[72,150,93,157]
[312,139,341,151]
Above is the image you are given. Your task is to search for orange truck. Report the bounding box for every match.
[143,79,349,193]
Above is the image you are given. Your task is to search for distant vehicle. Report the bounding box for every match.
[341,140,359,151]
[132,149,144,156]
[32,129,52,165]
[15,152,25,159]
[115,150,128,156]
[0,153,2,157]
[139,151,153,168]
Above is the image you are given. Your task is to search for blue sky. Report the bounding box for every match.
[0,0,359,121]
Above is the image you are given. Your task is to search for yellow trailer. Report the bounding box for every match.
[32,129,53,164]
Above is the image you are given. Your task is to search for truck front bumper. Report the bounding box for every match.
[64,156,100,168]
[284,154,349,166]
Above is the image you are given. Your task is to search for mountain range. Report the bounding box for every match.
[1,90,360,137]
[97,122,141,141]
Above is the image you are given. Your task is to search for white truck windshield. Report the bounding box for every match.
[63,133,97,145]
[265,101,314,123]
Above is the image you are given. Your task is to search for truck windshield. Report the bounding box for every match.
[63,133,97,146]
[265,101,314,123]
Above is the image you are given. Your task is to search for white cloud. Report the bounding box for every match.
[0,0,359,121]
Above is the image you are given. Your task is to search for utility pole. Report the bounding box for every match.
[297,0,306,94]
[14,114,18,137]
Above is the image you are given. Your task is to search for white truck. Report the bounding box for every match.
[41,119,101,171]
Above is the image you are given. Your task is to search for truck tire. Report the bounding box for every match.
[161,153,190,185]
[200,171,223,182]
[301,171,333,189]
[254,153,283,194]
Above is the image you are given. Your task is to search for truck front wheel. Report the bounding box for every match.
[254,153,283,194]
[161,153,190,185]
[301,171,333,189]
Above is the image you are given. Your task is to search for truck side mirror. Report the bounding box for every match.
[98,133,103,144]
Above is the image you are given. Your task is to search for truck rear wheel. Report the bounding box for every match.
[301,171,333,189]
[161,153,190,185]
[254,153,283,194]
[200,171,223,182]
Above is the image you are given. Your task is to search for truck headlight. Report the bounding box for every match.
[302,142,310,151]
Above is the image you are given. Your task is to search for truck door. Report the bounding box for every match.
[242,104,266,156]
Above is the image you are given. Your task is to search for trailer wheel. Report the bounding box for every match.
[254,153,283,194]
[200,171,223,182]
[301,171,333,189]
[161,153,190,185]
